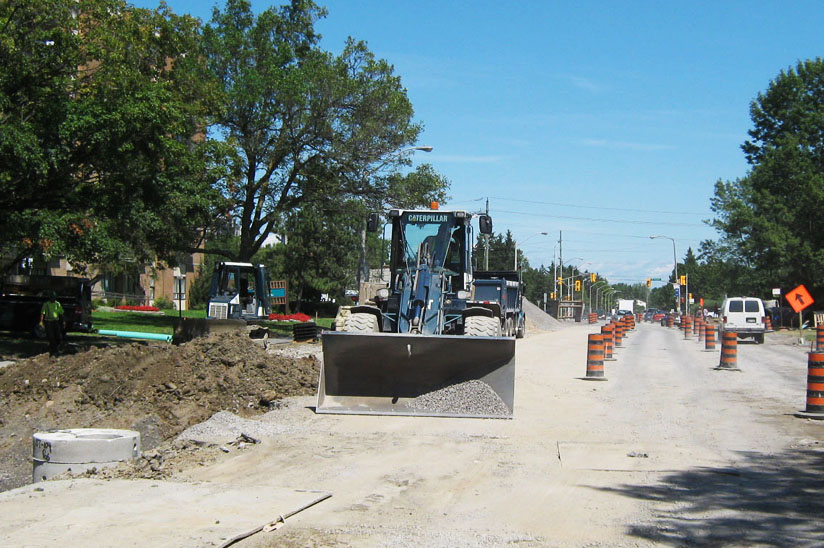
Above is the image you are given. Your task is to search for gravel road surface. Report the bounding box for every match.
[1,321,822,547]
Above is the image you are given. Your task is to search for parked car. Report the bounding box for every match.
[652,311,667,322]
[643,309,657,322]
[720,297,766,344]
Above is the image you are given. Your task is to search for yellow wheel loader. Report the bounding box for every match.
[317,204,516,418]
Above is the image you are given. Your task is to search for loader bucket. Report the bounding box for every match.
[317,332,515,418]
[172,318,249,344]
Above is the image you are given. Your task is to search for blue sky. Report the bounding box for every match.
[135,0,824,286]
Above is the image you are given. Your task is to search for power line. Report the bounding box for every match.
[488,196,710,216]
[492,208,706,227]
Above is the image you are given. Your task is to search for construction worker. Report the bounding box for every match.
[40,291,64,356]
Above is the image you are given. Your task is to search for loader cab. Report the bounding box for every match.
[388,209,473,294]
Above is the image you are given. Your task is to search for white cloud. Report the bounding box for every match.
[559,74,601,93]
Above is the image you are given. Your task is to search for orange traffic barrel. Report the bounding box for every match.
[765,315,774,333]
[696,318,704,342]
[704,325,717,351]
[624,315,633,332]
[601,324,616,361]
[715,331,740,371]
[683,315,693,339]
[583,333,607,380]
[667,314,674,328]
[613,321,624,347]
[636,313,642,324]
[588,312,598,324]
[795,351,824,419]
[817,325,824,351]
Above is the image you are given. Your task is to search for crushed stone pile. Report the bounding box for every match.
[409,380,510,416]
[0,331,320,492]
[522,298,566,333]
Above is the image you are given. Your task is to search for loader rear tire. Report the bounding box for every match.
[343,312,380,333]
[464,315,501,337]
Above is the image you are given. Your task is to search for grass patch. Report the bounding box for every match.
[0,311,334,359]
[92,309,333,338]
[93,310,179,335]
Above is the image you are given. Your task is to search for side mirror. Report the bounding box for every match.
[366,212,381,232]
[478,214,493,235]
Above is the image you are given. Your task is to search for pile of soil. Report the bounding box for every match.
[0,331,320,492]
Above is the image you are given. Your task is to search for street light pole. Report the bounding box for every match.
[596,284,609,312]
[514,232,548,271]
[601,288,611,313]
[590,280,606,314]
[650,235,679,313]
[610,290,622,312]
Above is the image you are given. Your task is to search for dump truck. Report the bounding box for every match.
[317,205,516,418]
[0,275,93,337]
[172,262,273,344]
[470,270,526,338]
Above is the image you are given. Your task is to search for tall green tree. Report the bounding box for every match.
[0,0,215,273]
[708,58,824,300]
[200,0,422,262]
[475,230,517,271]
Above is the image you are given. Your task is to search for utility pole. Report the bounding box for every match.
[558,230,563,301]
[483,197,489,270]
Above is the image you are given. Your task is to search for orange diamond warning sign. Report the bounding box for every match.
[786,284,814,313]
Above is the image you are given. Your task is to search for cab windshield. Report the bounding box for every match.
[400,213,456,269]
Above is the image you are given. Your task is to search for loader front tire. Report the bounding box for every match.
[343,312,380,333]
[464,315,501,337]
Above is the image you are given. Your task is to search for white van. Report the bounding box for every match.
[720,297,766,344]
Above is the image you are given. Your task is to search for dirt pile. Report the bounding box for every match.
[0,332,320,492]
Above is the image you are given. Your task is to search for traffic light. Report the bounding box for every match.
[680,275,686,286]
[646,278,651,287]
[557,277,563,285]
[575,279,581,292]
[590,272,597,283]
[550,292,556,299]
